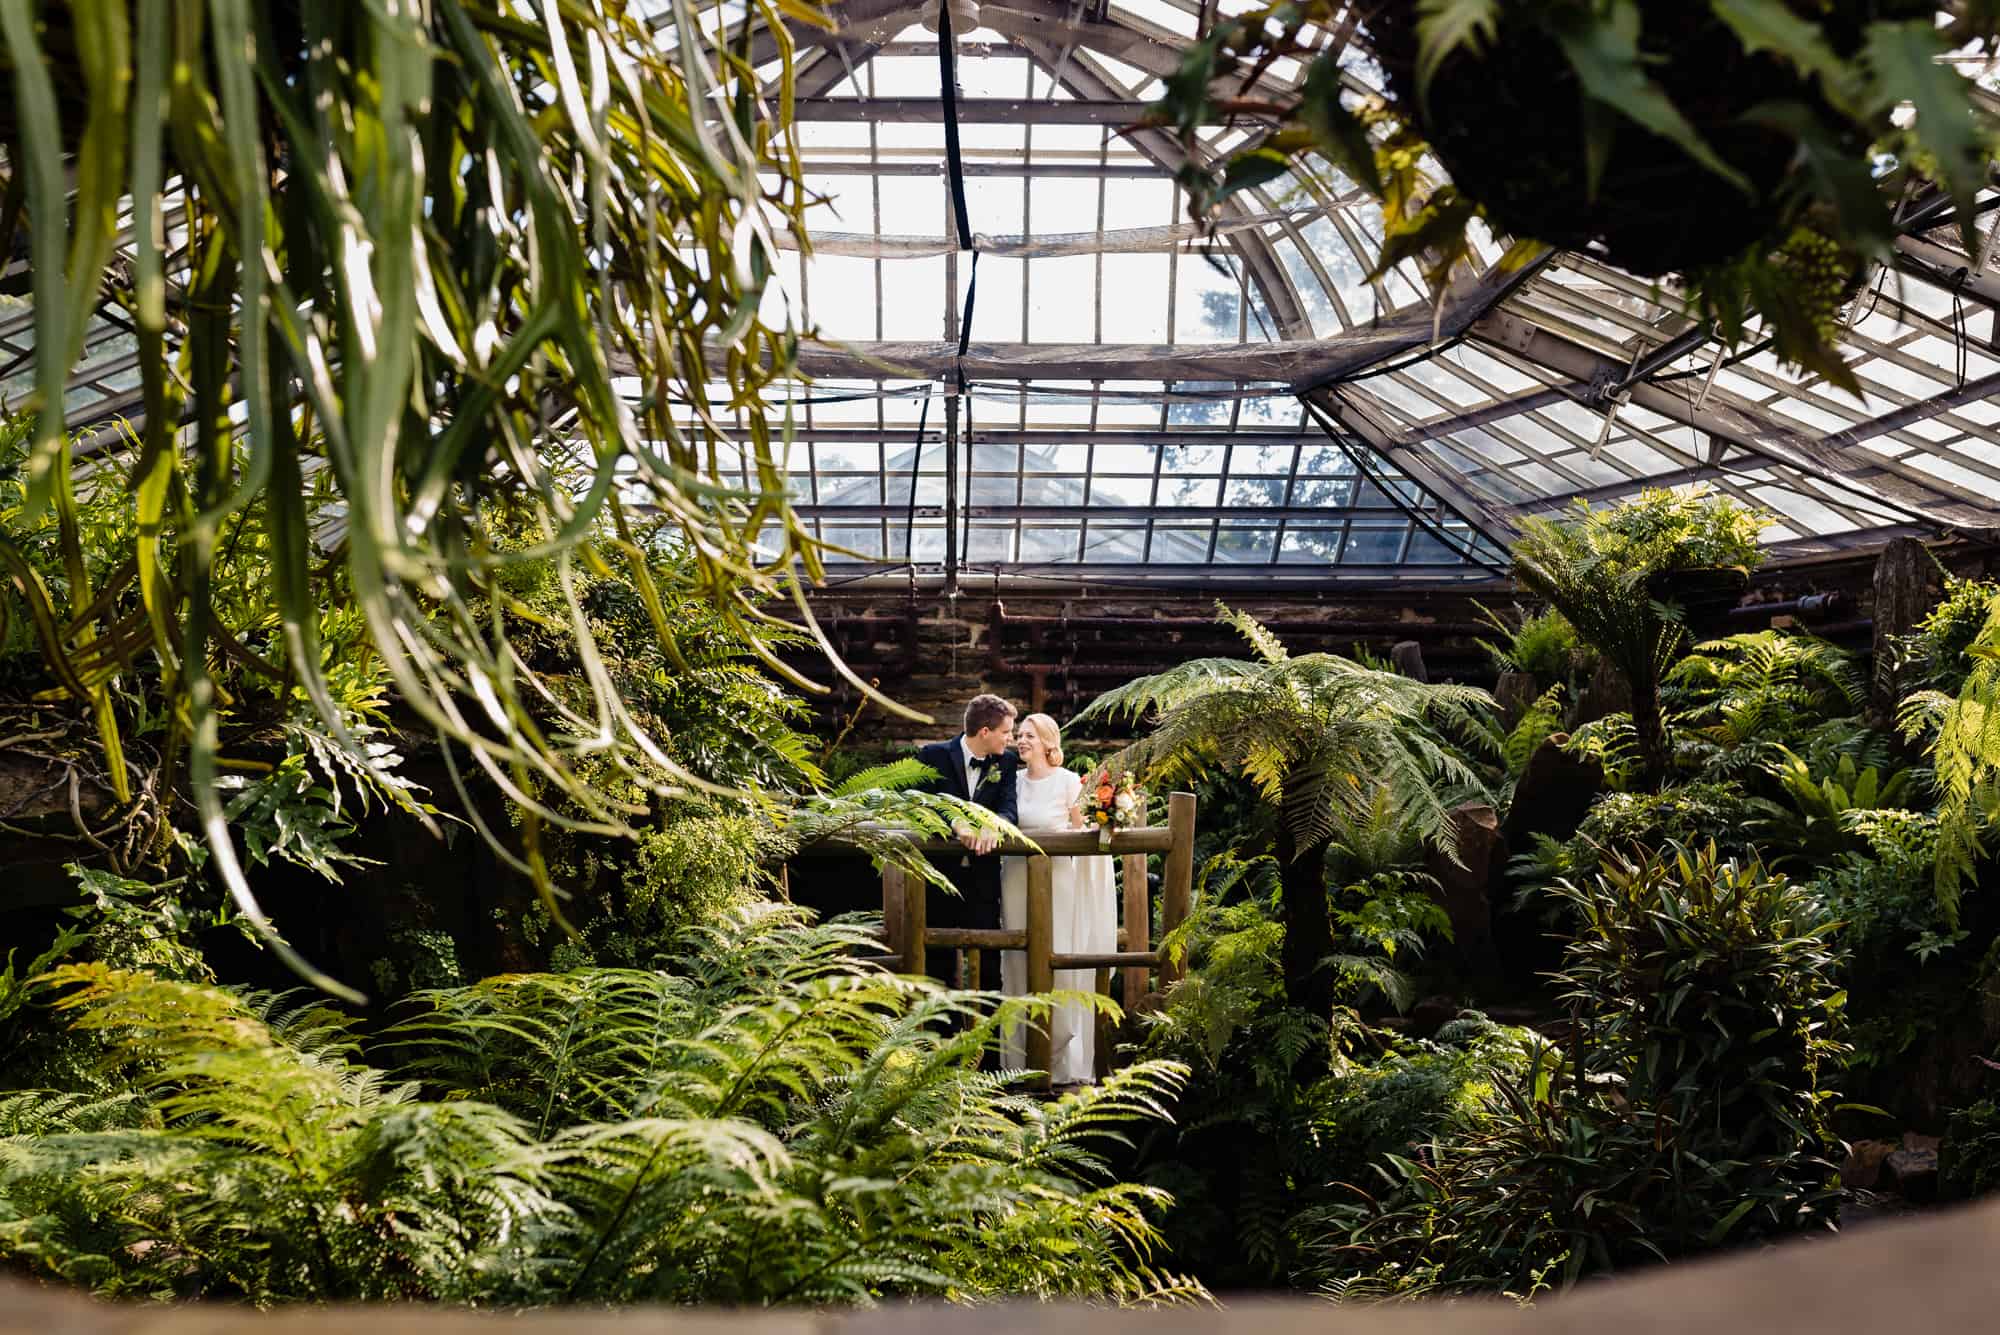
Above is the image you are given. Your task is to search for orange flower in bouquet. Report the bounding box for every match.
[1079,767,1145,848]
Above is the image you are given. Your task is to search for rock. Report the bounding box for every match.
[1841,1139,1898,1192]
[1871,536,1937,724]
[1501,733,1605,852]
[1425,802,1504,984]
[1493,671,1542,726]
[1390,639,1429,682]
[1903,1131,1943,1155]
[1400,994,1461,1039]
[1572,657,1632,727]
[1880,1148,1941,1203]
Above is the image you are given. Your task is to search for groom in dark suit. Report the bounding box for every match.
[915,693,1020,989]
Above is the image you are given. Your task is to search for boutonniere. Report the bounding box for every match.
[976,765,1003,793]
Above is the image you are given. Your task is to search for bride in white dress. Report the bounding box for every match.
[1000,713,1117,1084]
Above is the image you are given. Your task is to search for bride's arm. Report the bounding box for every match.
[1065,770,1084,828]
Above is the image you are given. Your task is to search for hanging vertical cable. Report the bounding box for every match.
[937,0,980,587]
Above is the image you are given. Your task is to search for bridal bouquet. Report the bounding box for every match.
[1079,768,1145,849]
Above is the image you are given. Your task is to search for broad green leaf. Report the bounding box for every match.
[1214,147,1296,206]
[1863,19,1989,250]
[1415,0,1499,105]
[1546,3,1752,197]
[1710,0,1854,108]
[0,1,73,518]
[1496,236,1550,271]
[1740,99,1895,254]
[1703,1196,1760,1244]
[1160,22,1228,137]
[1370,191,1479,286]
[1299,54,1381,196]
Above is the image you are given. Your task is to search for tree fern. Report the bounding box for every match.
[1078,605,1489,1020]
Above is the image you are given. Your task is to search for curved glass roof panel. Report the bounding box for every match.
[23,2,2000,587]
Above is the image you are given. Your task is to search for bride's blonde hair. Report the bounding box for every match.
[1023,713,1064,767]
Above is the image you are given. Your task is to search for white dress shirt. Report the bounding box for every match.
[959,736,984,797]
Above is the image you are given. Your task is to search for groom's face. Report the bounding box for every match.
[968,715,1015,757]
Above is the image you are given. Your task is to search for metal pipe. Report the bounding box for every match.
[990,612,1492,634]
[1726,592,1851,621]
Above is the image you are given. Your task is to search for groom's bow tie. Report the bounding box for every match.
[970,754,997,778]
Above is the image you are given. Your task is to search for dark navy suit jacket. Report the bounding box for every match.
[914,737,1019,940]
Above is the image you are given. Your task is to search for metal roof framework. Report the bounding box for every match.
[658,0,2000,587]
[9,0,2000,589]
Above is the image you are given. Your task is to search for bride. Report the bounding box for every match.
[1000,713,1117,1084]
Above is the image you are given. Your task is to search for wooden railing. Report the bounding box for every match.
[799,792,1197,1089]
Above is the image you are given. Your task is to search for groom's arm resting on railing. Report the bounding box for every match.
[916,742,1003,856]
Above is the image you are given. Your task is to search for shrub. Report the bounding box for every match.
[1475,603,1590,689]
[1516,781,1764,887]
[1942,1094,2000,1201]
[0,907,1202,1305]
[1900,574,2000,698]
[1131,853,1456,1287]
[1316,844,1847,1294]
[1665,631,1866,777]
[611,808,769,961]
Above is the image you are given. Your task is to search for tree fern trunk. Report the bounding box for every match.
[1275,824,1337,1024]
[1632,671,1668,790]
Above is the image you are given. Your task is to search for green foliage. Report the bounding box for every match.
[0,908,1204,1306]
[1899,584,2000,925]
[585,808,770,967]
[1512,490,1766,785]
[1150,853,1431,1071]
[1520,780,1765,884]
[0,0,876,999]
[1475,602,1589,688]
[1079,604,1490,1016]
[1154,1,1994,386]
[1132,851,1462,1286]
[832,756,942,797]
[1756,748,1915,864]
[1318,843,1847,1294]
[1080,603,1494,877]
[221,716,435,884]
[1942,1092,2000,1201]
[1899,574,2000,697]
[1667,630,1864,767]
[58,864,227,982]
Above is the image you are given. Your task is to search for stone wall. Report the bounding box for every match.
[781,583,1505,748]
[780,538,2000,749]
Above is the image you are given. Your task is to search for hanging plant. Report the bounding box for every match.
[0,0,856,998]
[1157,0,2000,393]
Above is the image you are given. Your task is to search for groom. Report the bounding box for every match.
[915,693,1020,989]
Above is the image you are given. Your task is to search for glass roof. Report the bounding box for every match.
[673,0,2000,585]
[25,1,2000,588]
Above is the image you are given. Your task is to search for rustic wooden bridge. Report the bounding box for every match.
[800,792,1198,1089]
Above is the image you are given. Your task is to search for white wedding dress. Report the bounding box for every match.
[1000,768,1117,1083]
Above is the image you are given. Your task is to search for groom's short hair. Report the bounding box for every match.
[963,693,1016,736]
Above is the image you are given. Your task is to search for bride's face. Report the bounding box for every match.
[1013,721,1045,762]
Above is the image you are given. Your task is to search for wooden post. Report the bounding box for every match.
[882,864,906,967]
[1120,852,1150,1010]
[903,865,929,982]
[1025,853,1054,1090]
[1159,792,1196,987]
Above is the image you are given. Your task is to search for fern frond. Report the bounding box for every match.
[831,756,940,797]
